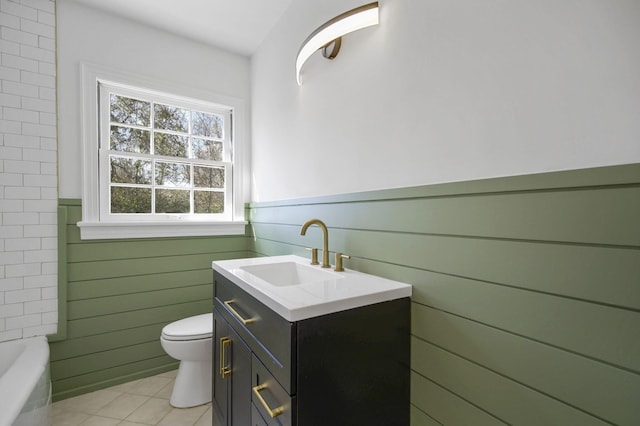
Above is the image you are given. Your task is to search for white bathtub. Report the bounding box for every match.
[0,336,52,426]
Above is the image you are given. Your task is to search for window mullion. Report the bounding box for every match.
[190,163,195,215]
[151,158,157,215]
[150,101,155,215]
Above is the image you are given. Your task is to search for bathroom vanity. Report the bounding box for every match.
[212,255,411,426]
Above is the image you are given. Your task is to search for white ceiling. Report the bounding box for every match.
[72,0,293,56]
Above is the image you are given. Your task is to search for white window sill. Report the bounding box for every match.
[77,220,248,240]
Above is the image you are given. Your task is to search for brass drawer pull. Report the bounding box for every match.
[252,384,284,418]
[224,300,255,325]
[220,337,231,378]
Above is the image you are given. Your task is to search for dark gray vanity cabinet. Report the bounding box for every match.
[213,271,410,426]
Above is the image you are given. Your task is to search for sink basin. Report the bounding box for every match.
[212,255,412,321]
[240,262,339,287]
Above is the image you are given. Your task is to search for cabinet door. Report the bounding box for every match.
[213,310,230,426]
[230,326,251,425]
[213,309,252,426]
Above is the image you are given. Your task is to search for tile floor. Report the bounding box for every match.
[52,370,212,426]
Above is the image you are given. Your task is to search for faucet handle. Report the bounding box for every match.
[305,247,319,265]
[334,253,351,272]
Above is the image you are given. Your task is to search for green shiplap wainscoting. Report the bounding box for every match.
[50,199,252,401]
[248,164,640,426]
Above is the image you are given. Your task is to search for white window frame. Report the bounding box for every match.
[77,63,247,240]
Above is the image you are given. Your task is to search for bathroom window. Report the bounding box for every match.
[77,65,247,239]
[99,83,232,219]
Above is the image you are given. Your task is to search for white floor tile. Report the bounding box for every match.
[55,389,123,415]
[194,406,213,426]
[95,394,150,420]
[157,405,209,426]
[52,410,90,426]
[125,397,173,425]
[127,376,174,397]
[51,370,210,426]
[78,416,120,426]
[154,381,174,400]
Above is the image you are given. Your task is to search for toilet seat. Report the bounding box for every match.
[161,313,213,341]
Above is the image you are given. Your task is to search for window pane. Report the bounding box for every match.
[194,166,224,188]
[156,189,189,213]
[110,126,150,153]
[154,103,188,132]
[110,157,152,184]
[110,187,151,213]
[110,94,150,126]
[195,191,224,214]
[192,138,222,161]
[155,161,190,187]
[155,132,188,158]
[192,111,223,138]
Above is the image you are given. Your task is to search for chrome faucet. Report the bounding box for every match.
[300,218,330,268]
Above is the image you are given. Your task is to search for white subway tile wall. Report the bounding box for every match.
[0,0,57,342]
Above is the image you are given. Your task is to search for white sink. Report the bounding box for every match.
[239,262,339,287]
[212,255,412,321]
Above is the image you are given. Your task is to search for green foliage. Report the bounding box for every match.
[110,94,150,126]
[111,187,151,213]
[155,189,189,213]
[110,158,151,184]
[155,133,188,157]
[110,126,150,153]
[195,191,224,214]
[154,103,188,132]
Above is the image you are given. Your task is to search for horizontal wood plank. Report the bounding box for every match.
[411,371,507,426]
[412,337,609,425]
[65,300,211,338]
[67,236,249,262]
[50,323,165,361]
[68,269,212,300]
[67,284,211,319]
[412,304,640,426]
[251,186,640,246]
[67,251,249,282]
[410,406,441,426]
[52,341,164,380]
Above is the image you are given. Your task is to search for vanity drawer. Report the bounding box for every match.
[252,354,295,426]
[251,404,268,426]
[215,272,296,393]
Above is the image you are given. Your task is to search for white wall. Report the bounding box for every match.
[251,0,640,201]
[57,0,252,199]
[0,0,57,342]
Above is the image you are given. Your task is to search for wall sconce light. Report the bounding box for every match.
[295,2,379,85]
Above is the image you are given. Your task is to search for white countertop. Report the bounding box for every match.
[212,255,412,322]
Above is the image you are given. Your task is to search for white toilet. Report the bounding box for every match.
[160,313,213,408]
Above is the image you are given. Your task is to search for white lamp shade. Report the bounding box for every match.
[296,2,379,85]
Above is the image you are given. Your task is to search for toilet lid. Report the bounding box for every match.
[161,313,213,341]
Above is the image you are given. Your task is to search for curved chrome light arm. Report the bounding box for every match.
[295,2,379,86]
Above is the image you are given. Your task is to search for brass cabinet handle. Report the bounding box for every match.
[223,300,255,325]
[252,384,284,418]
[219,337,231,378]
